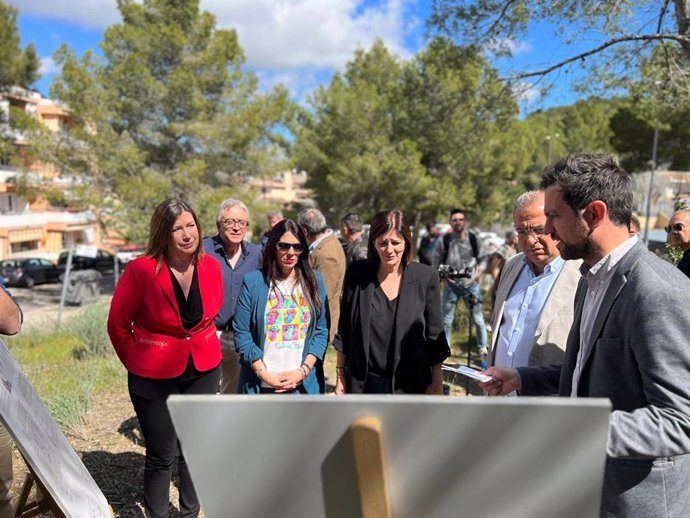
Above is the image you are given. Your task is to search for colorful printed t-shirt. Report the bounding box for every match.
[261,278,312,384]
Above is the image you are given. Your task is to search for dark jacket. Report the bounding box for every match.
[334,260,449,393]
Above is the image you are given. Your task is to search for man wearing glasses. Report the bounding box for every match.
[484,154,690,516]
[203,199,262,393]
[489,191,580,379]
[666,209,690,278]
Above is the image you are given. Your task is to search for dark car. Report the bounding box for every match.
[0,258,64,288]
[58,249,124,273]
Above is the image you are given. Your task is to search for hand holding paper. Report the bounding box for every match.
[442,365,495,383]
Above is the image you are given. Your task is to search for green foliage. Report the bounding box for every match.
[292,38,520,226]
[34,0,292,241]
[69,302,113,359]
[429,1,690,96]
[5,305,126,436]
[0,0,40,87]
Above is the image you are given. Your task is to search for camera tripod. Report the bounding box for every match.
[444,280,486,395]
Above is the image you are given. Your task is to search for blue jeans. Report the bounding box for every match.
[442,282,488,351]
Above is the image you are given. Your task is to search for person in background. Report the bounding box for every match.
[108,198,223,518]
[483,154,690,517]
[489,229,519,282]
[489,191,580,378]
[203,199,262,394]
[233,219,329,394]
[340,212,368,263]
[297,208,346,392]
[260,210,283,249]
[628,214,641,237]
[0,285,22,518]
[334,209,449,394]
[417,222,440,266]
[666,209,690,278]
[431,208,489,367]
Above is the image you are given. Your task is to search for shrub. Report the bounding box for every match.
[69,302,113,359]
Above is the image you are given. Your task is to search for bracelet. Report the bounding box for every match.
[299,365,309,380]
[301,363,312,373]
[336,366,345,372]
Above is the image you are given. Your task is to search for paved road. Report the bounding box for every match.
[9,273,116,327]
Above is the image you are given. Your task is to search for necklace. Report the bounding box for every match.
[168,260,193,276]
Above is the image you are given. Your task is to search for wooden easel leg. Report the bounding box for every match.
[14,459,65,518]
[351,416,392,518]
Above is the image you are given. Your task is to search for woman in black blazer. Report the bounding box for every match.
[333,209,450,394]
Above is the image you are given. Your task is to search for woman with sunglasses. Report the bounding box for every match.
[334,209,450,394]
[233,219,329,394]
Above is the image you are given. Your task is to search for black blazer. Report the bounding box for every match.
[334,260,450,393]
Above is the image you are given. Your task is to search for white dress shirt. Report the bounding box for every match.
[570,236,638,396]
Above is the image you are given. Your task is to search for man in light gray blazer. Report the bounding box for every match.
[484,154,690,518]
[490,190,581,370]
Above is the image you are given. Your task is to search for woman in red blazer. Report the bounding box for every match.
[108,198,222,518]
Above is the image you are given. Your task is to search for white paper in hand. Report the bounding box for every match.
[442,364,495,383]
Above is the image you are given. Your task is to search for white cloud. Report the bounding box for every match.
[13,0,413,71]
[485,37,534,57]
[8,0,121,29]
[39,56,61,76]
[205,0,411,70]
[14,0,418,103]
[514,82,542,104]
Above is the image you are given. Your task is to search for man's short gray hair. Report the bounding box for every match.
[216,199,249,224]
[672,209,690,219]
[340,212,363,233]
[297,208,327,235]
[514,190,543,213]
[267,209,283,220]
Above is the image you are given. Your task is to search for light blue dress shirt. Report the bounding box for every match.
[494,256,565,368]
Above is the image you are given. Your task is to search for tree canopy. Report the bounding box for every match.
[430,1,690,96]
[0,0,39,88]
[292,38,522,227]
[39,0,292,241]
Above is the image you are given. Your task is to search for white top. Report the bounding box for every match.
[570,236,638,396]
[261,278,311,387]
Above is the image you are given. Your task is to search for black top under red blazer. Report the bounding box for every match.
[334,260,450,393]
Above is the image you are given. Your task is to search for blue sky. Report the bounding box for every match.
[10,0,587,113]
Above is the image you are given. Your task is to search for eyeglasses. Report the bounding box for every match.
[665,223,686,233]
[515,226,546,238]
[276,242,305,252]
[220,218,248,228]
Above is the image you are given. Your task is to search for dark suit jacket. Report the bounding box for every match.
[518,240,690,517]
[333,261,450,394]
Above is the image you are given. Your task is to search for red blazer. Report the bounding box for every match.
[107,254,223,379]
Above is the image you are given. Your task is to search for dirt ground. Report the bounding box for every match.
[7,280,479,517]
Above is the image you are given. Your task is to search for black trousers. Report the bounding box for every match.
[129,359,220,518]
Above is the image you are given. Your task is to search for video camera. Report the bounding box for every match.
[437,264,472,280]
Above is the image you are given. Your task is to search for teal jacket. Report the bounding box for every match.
[233,270,329,394]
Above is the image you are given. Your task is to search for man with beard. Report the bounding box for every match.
[483,154,690,517]
[489,191,580,375]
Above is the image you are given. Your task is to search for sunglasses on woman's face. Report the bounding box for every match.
[665,223,686,233]
[276,242,305,252]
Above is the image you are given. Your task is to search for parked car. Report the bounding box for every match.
[0,258,64,288]
[58,249,124,273]
[115,244,146,265]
